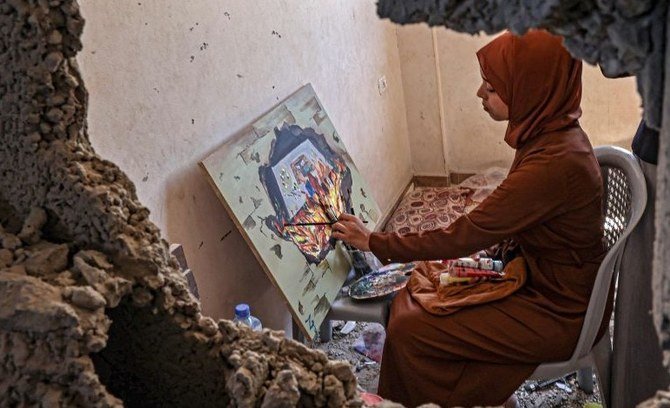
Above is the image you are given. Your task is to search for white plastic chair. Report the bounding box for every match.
[527,145,646,407]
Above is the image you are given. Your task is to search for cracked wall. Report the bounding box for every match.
[75,0,413,333]
[0,1,362,406]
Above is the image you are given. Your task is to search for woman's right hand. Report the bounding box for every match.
[332,213,371,251]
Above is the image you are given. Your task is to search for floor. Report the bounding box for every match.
[315,320,602,407]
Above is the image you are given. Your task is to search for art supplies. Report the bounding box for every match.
[449,257,503,272]
[439,257,505,286]
[349,262,416,300]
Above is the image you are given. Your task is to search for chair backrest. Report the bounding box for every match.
[568,145,647,362]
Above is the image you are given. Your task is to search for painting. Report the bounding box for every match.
[200,84,381,339]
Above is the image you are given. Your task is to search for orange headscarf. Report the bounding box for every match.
[476,30,583,149]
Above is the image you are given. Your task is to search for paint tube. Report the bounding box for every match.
[449,266,504,279]
[440,273,475,286]
[439,266,505,286]
[452,257,503,272]
[439,273,497,286]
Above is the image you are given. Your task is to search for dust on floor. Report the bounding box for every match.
[312,321,602,408]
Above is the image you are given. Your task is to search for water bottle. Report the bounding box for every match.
[233,303,262,331]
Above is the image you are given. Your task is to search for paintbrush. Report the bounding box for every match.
[283,221,335,227]
[283,219,367,227]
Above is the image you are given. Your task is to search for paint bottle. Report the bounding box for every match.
[233,304,262,331]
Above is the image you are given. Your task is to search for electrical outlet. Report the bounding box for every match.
[377,75,388,95]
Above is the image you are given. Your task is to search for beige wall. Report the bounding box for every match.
[399,28,642,175]
[397,25,446,176]
[77,0,412,333]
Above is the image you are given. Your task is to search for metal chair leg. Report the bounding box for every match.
[577,367,594,394]
[319,319,333,343]
[291,319,305,343]
[592,337,612,407]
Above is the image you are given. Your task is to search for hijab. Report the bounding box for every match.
[476,30,583,149]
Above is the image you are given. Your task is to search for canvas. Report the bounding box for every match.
[200,84,381,339]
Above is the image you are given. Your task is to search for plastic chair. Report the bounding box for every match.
[527,145,646,407]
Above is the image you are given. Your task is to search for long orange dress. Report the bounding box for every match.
[369,31,606,407]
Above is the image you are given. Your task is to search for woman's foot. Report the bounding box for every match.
[504,395,520,408]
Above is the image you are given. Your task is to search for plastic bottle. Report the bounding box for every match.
[233,303,262,331]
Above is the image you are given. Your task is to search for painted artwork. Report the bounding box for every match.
[200,84,381,339]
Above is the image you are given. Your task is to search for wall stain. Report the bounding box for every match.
[271,30,282,38]
[220,230,232,241]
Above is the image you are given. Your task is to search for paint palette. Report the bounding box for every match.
[348,262,416,300]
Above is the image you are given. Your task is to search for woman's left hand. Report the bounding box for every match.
[332,213,371,251]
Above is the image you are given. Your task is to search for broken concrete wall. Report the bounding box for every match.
[0,1,361,406]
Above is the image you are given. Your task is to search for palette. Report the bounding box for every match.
[348,263,416,300]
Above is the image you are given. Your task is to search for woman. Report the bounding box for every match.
[333,30,606,407]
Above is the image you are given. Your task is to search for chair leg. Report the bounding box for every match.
[577,367,594,394]
[592,336,612,408]
[319,319,333,343]
[292,319,305,343]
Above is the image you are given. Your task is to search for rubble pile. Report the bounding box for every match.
[0,1,361,406]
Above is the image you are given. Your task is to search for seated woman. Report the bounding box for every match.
[333,30,606,407]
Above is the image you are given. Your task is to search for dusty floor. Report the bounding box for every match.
[312,321,603,407]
